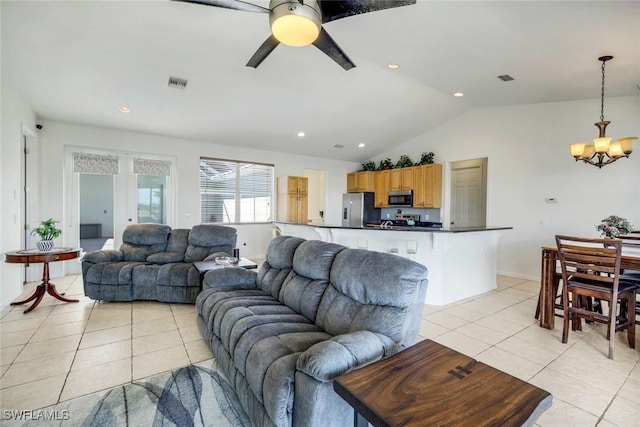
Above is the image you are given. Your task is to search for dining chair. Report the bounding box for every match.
[620,231,640,325]
[555,235,636,359]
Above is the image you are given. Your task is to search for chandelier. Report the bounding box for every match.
[570,56,637,168]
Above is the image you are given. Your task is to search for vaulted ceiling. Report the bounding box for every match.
[3,1,639,162]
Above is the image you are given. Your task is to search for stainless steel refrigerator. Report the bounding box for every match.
[342,192,380,227]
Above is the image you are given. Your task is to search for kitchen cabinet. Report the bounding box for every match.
[374,170,390,208]
[347,171,375,193]
[390,167,414,191]
[277,176,308,224]
[413,164,442,208]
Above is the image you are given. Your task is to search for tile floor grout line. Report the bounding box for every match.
[55,298,95,405]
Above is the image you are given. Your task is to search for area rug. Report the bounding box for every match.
[9,360,251,427]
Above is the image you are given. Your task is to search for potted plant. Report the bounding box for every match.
[360,161,377,172]
[395,155,414,169]
[418,152,435,165]
[31,218,62,251]
[378,158,393,170]
[596,215,633,238]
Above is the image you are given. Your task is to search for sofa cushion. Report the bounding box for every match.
[166,228,190,253]
[277,240,345,322]
[257,236,305,299]
[120,224,171,262]
[184,224,237,262]
[315,248,428,343]
[146,252,184,264]
[195,285,331,426]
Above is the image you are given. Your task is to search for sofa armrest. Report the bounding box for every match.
[203,267,258,289]
[296,331,397,383]
[146,251,184,264]
[82,250,124,264]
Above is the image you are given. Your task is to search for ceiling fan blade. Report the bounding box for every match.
[246,35,280,68]
[312,27,355,70]
[172,0,269,14]
[318,0,416,23]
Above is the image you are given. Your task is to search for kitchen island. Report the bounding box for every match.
[274,222,512,306]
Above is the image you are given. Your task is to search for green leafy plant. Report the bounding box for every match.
[360,161,377,172]
[30,218,62,240]
[378,158,393,170]
[596,215,633,238]
[418,151,435,165]
[395,155,414,169]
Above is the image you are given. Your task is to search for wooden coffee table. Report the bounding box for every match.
[5,248,80,314]
[333,339,552,427]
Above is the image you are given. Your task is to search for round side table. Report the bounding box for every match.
[5,248,80,314]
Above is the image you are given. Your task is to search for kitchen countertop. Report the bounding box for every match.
[273,222,512,233]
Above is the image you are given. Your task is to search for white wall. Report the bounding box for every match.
[33,121,358,276]
[375,95,640,279]
[1,62,38,307]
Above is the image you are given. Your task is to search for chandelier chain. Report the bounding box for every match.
[600,59,606,122]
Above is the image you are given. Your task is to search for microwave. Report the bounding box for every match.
[388,190,413,207]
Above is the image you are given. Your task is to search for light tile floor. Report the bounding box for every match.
[1,274,638,426]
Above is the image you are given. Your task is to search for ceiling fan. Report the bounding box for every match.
[173,0,416,70]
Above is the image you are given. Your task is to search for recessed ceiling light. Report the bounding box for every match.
[358,143,365,148]
[297,131,305,137]
[453,92,464,97]
[387,63,399,70]
[118,106,131,114]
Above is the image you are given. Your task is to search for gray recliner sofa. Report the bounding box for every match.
[196,235,428,427]
[82,223,237,303]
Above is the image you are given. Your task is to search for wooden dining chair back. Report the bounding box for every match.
[619,231,640,325]
[555,235,636,359]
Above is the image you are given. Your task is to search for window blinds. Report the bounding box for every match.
[200,158,273,224]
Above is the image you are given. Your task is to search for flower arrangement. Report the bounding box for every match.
[596,215,634,238]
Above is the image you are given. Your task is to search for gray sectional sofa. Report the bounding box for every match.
[196,235,428,427]
[82,223,237,303]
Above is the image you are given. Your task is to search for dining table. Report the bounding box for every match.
[537,245,640,329]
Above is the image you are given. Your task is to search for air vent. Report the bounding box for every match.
[167,76,188,90]
[498,74,514,82]
[333,144,344,149]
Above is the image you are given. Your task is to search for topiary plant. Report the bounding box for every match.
[395,155,414,169]
[378,158,393,170]
[360,161,377,171]
[418,151,435,165]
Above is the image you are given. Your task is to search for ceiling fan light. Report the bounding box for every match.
[270,0,322,47]
[271,15,320,46]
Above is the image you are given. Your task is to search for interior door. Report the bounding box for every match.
[450,158,487,228]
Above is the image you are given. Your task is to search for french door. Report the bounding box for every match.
[66,148,175,268]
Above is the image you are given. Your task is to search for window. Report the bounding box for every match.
[200,158,274,224]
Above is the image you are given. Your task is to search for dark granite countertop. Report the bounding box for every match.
[273,222,512,233]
